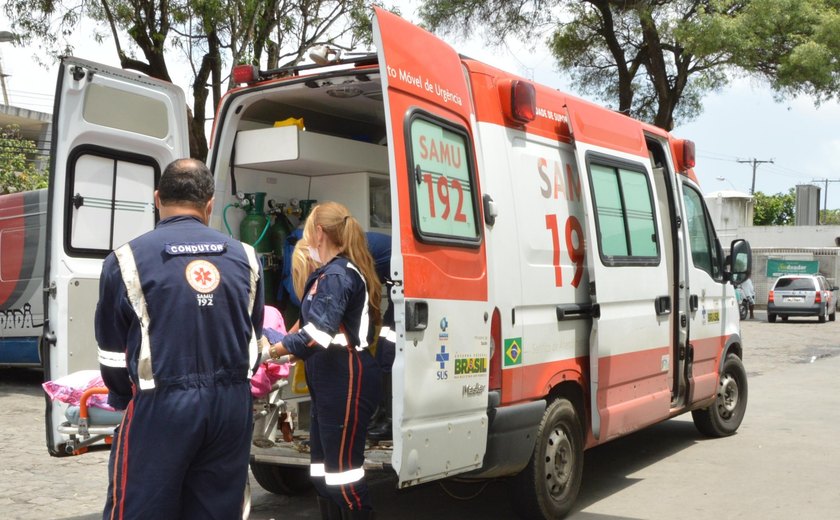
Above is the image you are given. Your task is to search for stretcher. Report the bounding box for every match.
[252,378,293,448]
[56,387,124,455]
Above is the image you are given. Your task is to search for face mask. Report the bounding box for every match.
[308,246,322,264]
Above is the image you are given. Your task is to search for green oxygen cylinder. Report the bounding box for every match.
[299,199,317,226]
[270,204,294,261]
[240,192,272,253]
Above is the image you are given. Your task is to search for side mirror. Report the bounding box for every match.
[729,239,752,283]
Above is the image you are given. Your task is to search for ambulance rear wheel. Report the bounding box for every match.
[512,397,583,519]
[249,461,312,495]
[692,354,748,437]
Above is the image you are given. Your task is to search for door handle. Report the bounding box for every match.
[689,294,699,312]
[405,300,428,331]
[654,295,671,316]
[556,303,597,321]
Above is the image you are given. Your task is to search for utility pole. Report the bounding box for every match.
[811,178,840,224]
[737,158,774,194]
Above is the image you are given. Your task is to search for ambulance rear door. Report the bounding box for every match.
[44,57,188,455]
[373,8,491,486]
[565,101,672,441]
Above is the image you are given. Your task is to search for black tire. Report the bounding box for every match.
[692,354,748,437]
[512,398,583,519]
[739,302,748,321]
[819,307,827,323]
[249,461,312,495]
[768,313,776,323]
[831,310,836,322]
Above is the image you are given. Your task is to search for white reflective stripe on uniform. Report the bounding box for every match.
[324,467,365,486]
[303,322,333,348]
[331,334,349,346]
[346,262,369,349]
[243,243,261,378]
[310,463,326,477]
[379,326,396,343]
[98,348,126,368]
[114,244,155,390]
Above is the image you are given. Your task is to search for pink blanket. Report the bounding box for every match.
[251,306,290,398]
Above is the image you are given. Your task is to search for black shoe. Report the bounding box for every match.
[367,417,392,441]
[317,496,342,520]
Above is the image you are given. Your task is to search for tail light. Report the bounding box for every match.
[489,307,502,391]
[768,290,774,303]
[815,291,822,303]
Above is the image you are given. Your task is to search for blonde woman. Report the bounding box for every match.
[266,202,382,519]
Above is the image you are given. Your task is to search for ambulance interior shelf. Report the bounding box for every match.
[233,125,388,176]
[230,125,392,234]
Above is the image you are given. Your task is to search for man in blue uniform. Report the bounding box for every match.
[95,158,264,520]
[364,232,395,441]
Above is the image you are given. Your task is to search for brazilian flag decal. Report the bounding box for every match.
[504,338,522,366]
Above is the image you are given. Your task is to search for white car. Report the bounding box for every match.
[767,274,837,323]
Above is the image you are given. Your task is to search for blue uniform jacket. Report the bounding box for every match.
[95,215,264,410]
[282,256,369,359]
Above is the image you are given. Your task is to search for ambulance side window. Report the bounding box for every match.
[406,113,481,246]
[65,148,159,257]
[682,185,722,279]
[587,159,659,265]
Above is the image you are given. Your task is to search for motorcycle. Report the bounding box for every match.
[734,283,749,320]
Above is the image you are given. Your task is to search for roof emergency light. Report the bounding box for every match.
[500,79,536,124]
[674,138,696,171]
[232,65,259,85]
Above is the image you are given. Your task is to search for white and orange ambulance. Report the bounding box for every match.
[43,8,752,518]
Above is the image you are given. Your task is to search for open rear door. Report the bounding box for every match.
[373,8,491,487]
[44,57,188,454]
[565,101,672,442]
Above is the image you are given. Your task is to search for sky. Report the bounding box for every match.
[2,4,839,208]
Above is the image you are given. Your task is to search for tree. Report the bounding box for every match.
[820,209,840,225]
[418,0,737,130]
[752,189,795,225]
[0,125,48,194]
[692,0,840,104]
[6,0,376,160]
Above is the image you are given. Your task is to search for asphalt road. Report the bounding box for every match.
[2,311,839,519]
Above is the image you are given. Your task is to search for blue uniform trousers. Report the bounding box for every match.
[103,382,252,520]
[305,345,381,510]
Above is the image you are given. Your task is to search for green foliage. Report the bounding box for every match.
[694,0,840,103]
[820,209,840,224]
[419,0,734,130]
[752,189,796,226]
[0,125,48,194]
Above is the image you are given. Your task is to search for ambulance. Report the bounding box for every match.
[43,8,752,518]
[0,189,46,366]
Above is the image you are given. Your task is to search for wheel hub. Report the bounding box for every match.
[544,427,572,497]
[718,373,739,417]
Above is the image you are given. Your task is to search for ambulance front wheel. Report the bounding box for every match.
[692,354,748,437]
[249,461,312,496]
[512,397,584,520]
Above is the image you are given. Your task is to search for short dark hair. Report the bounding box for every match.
[158,159,215,207]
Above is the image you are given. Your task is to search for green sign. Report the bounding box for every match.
[766,259,819,277]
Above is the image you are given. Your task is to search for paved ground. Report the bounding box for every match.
[2,311,839,519]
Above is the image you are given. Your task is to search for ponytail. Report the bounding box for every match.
[341,215,382,325]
